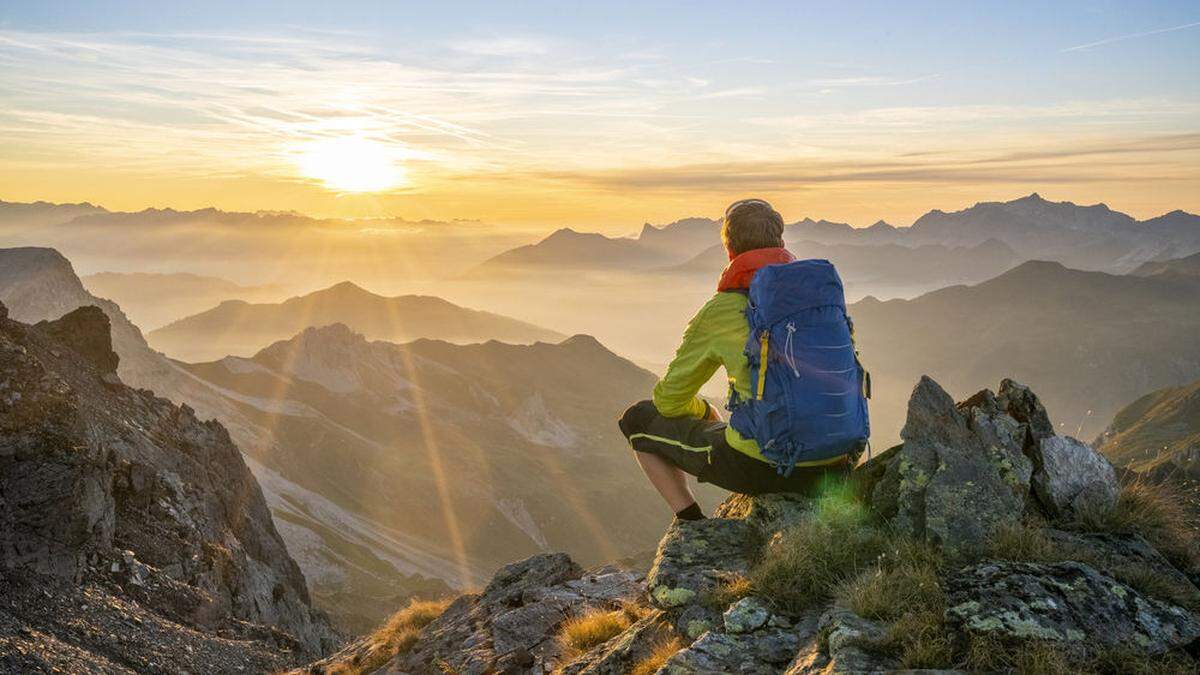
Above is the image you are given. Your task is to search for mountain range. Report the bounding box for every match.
[849,257,1200,445]
[178,324,687,630]
[147,281,564,362]
[82,271,287,331]
[472,194,1200,278]
[0,199,537,284]
[670,237,1022,294]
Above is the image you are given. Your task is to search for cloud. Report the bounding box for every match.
[1061,21,1200,53]
[449,36,552,57]
[513,132,1198,193]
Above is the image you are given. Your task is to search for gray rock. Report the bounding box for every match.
[783,608,899,674]
[724,597,772,634]
[867,376,1032,555]
[0,305,337,665]
[389,555,644,675]
[485,552,582,605]
[713,493,814,535]
[946,560,1200,655]
[1043,529,1200,603]
[1030,435,1118,520]
[662,627,802,674]
[646,518,757,609]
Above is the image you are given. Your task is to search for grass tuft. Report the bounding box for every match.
[557,608,633,657]
[1074,477,1200,572]
[629,636,684,675]
[746,483,887,613]
[322,597,450,675]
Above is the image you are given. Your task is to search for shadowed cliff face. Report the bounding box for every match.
[0,301,338,672]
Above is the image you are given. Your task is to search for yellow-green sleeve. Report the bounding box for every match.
[652,302,719,418]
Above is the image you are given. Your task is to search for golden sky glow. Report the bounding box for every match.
[1,4,1198,232]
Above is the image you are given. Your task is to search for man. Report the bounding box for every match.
[619,199,861,521]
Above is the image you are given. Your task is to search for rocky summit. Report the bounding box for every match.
[305,375,1200,674]
[0,302,338,673]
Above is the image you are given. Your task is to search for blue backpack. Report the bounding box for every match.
[728,259,870,475]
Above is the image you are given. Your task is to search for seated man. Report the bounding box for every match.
[619,199,861,521]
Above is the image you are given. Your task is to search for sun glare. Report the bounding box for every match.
[293,136,408,193]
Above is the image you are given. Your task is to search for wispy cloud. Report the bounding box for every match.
[1061,20,1200,53]
[449,35,552,57]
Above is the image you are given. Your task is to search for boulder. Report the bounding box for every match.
[866,376,1032,555]
[662,627,804,674]
[646,517,757,610]
[946,560,1200,656]
[714,492,815,534]
[33,305,119,375]
[1030,435,1119,520]
[785,608,898,674]
[724,597,772,634]
[388,554,644,675]
[1043,529,1200,603]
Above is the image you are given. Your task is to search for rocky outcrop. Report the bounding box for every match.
[0,302,337,672]
[861,376,1121,555]
[307,375,1198,675]
[381,554,641,674]
[946,561,1200,654]
[1031,435,1119,519]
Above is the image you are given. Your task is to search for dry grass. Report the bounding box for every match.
[557,608,634,657]
[985,520,1200,610]
[629,636,684,675]
[1076,477,1200,573]
[703,574,752,610]
[321,597,450,675]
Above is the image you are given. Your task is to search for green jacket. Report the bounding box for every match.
[653,290,857,467]
[652,291,768,460]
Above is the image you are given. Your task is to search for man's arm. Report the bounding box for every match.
[652,301,720,418]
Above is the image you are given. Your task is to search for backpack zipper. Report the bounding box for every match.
[756,330,769,399]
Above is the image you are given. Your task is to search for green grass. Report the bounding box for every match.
[744,479,1200,673]
[745,482,888,614]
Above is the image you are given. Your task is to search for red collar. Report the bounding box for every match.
[717,247,795,291]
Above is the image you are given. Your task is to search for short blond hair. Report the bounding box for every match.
[722,199,785,256]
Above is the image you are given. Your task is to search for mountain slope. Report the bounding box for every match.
[0,248,460,632]
[1129,251,1200,279]
[83,271,286,331]
[178,324,681,628]
[472,218,720,275]
[669,238,1021,296]
[1096,378,1200,472]
[0,302,336,671]
[850,260,1200,445]
[147,281,565,362]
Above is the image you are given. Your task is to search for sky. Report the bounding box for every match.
[1,0,1198,231]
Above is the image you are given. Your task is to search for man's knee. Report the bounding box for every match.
[618,400,658,440]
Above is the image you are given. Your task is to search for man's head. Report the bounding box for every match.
[722,198,785,258]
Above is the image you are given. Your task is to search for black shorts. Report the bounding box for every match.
[618,400,850,496]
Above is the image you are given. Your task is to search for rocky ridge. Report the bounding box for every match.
[307,375,1199,674]
[0,301,338,673]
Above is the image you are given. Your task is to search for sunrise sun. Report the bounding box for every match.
[293,136,408,193]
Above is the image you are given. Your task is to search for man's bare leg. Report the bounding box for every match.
[634,450,698,513]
